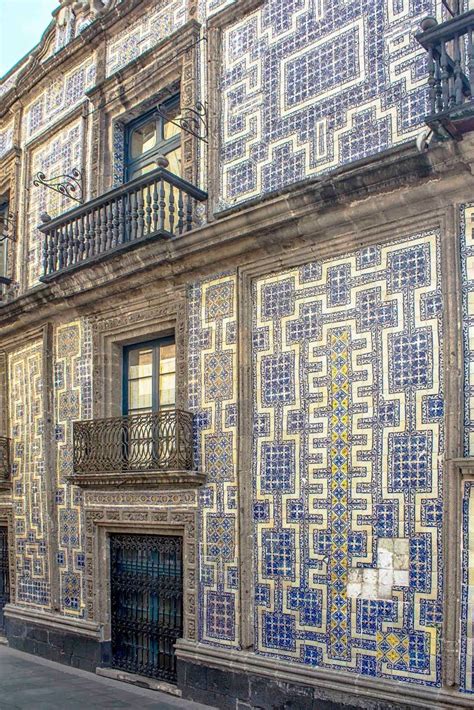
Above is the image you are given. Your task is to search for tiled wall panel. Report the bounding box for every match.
[219,0,438,207]
[54,320,92,616]
[23,57,95,141]
[460,203,474,456]
[188,274,241,647]
[105,0,186,76]
[9,340,50,608]
[252,232,444,685]
[0,122,13,159]
[200,0,236,19]
[461,480,474,694]
[26,119,84,288]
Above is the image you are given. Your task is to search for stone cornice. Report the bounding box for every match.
[0,0,149,120]
[0,137,472,341]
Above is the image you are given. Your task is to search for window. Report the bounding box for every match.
[122,337,176,416]
[125,97,181,182]
[0,203,9,283]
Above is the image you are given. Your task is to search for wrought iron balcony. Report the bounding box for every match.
[39,164,207,280]
[416,10,474,138]
[71,409,203,488]
[0,437,10,486]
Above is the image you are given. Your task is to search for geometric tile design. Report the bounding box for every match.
[219,0,439,207]
[199,0,236,20]
[0,121,13,159]
[54,320,92,616]
[26,119,84,288]
[461,480,474,694]
[460,203,474,455]
[188,274,240,647]
[253,232,444,685]
[9,340,50,608]
[105,0,186,76]
[0,66,22,98]
[23,57,96,141]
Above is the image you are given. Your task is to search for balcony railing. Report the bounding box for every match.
[0,437,10,484]
[71,409,201,487]
[416,10,474,137]
[39,164,208,280]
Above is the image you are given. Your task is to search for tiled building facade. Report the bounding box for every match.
[0,1,473,708]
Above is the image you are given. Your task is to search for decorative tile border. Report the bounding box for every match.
[461,479,474,694]
[188,274,241,647]
[460,204,474,456]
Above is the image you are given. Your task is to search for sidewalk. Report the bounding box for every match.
[0,645,213,710]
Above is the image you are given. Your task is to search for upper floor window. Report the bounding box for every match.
[125,96,181,182]
[122,337,176,416]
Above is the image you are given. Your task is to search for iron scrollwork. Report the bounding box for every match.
[33,167,84,204]
[73,409,194,475]
[156,101,208,143]
[110,533,183,682]
[0,214,14,242]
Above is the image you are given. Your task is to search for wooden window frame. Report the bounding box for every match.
[124,95,181,182]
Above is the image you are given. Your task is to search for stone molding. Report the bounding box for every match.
[0,146,22,295]
[69,470,205,488]
[175,640,473,710]
[90,290,188,418]
[82,495,198,642]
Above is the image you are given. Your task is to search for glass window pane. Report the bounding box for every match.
[160,344,176,374]
[131,121,157,158]
[128,349,152,379]
[163,112,181,140]
[129,377,152,410]
[131,162,157,180]
[159,373,176,406]
[165,147,181,176]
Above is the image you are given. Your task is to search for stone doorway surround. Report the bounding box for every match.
[82,489,199,646]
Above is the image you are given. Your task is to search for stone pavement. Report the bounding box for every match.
[0,645,213,710]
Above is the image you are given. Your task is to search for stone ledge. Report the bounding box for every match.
[67,470,206,489]
[4,604,102,639]
[96,666,182,696]
[175,640,472,710]
[450,458,474,476]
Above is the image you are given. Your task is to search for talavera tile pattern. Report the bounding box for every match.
[252,232,444,685]
[26,119,84,289]
[23,57,96,141]
[9,341,50,607]
[54,320,92,616]
[461,480,474,694]
[188,274,241,647]
[460,203,474,456]
[0,122,13,159]
[219,0,437,207]
[105,0,186,76]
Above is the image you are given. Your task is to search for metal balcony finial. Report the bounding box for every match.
[33,167,84,204]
